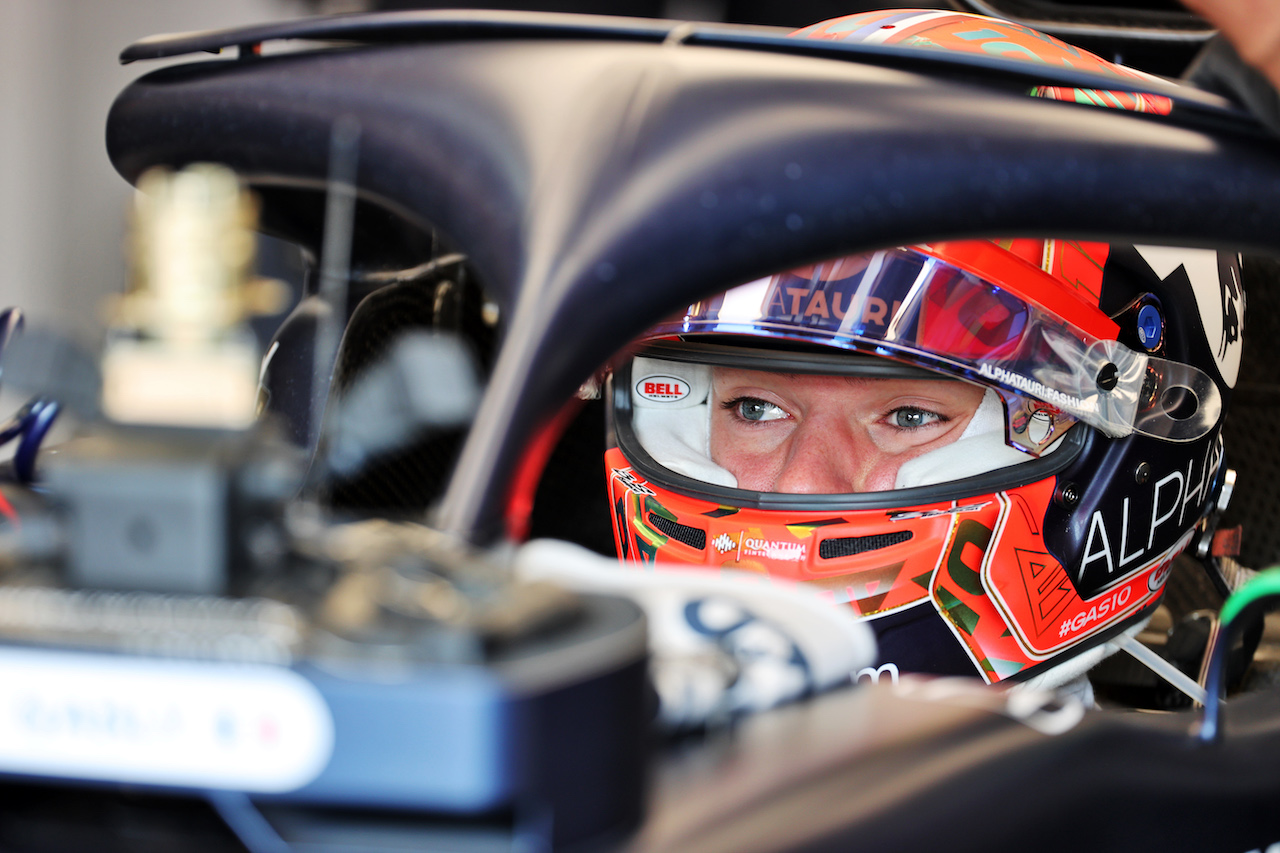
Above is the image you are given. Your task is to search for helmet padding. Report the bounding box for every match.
[634,404,738,487]
[632,357,738,486]
[894,389,1031,489]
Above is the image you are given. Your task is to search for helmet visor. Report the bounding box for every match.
[650,248,1220,443]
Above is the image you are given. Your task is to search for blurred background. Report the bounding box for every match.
[0,1,310,342]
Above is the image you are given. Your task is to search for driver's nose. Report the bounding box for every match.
[770,420,898,494]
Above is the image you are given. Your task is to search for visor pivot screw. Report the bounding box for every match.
[1056,482,1081,508]
[1136,303,1164,351]
[1096,363,1119,392]
[1135,462,1151,485]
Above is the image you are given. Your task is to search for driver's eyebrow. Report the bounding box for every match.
[840,375,886,387]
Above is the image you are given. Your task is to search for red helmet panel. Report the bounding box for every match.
[606,447,1177,684]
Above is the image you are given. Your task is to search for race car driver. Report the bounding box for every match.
[603,12,1244,701]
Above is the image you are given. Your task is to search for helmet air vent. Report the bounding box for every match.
[819,531,913,560]
[646,512,707,550]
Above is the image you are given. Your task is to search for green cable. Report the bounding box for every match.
[1200,567,1280,744]
[1219,567,1280,627]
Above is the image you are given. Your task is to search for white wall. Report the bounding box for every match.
[0,0,305,340]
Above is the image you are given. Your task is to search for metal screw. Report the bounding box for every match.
[1135,462,1151,485]
[1136,302,1164,351]
[1057,482,1081,507]
[1096,363,1119,391]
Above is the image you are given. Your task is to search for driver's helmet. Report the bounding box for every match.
[606,239,1242,687]
[793,8,1173,114]
[603,13,1244,688]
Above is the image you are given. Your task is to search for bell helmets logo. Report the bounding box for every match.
[636,375,690,403]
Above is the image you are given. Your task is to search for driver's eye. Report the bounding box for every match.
[890,407,942,429]
[735,398,788,422]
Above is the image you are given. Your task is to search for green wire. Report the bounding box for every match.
[1219,567,1280,627]
[1199,566,1280,744]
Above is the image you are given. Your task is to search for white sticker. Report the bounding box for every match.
[1135,245,1243,388]
[611,467,656,496]
[712,533,738,554]
[0,647,334,792]
[635,375,691,403]
[741,537,806,562]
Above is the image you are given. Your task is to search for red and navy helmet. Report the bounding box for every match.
[795,8,1173,114]
[604,12,1243,688]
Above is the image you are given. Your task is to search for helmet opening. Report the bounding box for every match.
[611,354,1088,511]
